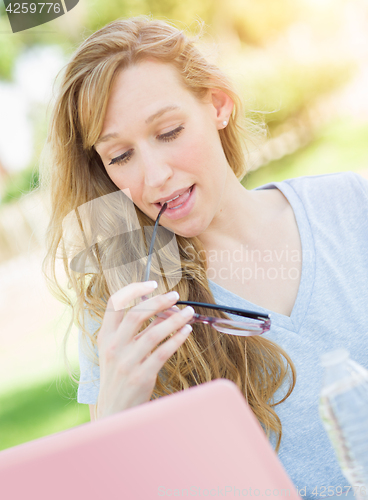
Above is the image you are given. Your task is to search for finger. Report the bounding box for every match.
[132,304,181,342]
[133,315,166,341]
[101,281,158,336]
[126,306,195,365]
[143,322,193,373]
[116,291,182,344]
[109,281,158,312]
[132,304,182,346]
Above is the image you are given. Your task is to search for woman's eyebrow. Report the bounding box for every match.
[95,105,181,148]
[145,104,180,124]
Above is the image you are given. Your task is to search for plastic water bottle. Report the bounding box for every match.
[319,348,368,499]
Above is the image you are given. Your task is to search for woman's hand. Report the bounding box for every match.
[96,281,194,419]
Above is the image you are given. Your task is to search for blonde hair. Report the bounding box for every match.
[41,15,295,452]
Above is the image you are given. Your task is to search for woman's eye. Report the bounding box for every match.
[108,125,184,166]
[109,149,133,166]
[158,125,184,142]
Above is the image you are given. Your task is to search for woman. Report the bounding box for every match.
[41,15,368,497]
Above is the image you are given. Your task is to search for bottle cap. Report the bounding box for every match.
[320,348,349,367]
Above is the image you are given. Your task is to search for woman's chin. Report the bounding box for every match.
[170,224,204,240]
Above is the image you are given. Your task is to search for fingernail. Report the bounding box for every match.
[181,306,195,316]
[166,291,180,300]
[180,324,192,335]
[143,281,158,288]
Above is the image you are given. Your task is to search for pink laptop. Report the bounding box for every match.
[0,379,300,500]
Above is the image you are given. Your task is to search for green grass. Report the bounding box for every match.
[0,373,90,451]
[242,118,368,189]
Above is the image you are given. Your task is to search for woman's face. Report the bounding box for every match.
[94,59,233,238]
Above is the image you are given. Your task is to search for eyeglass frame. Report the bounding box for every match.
[140,202,271,336]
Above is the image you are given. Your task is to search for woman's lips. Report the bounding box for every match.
[161,186,192,209]
[154,185,194,210]
[154,184,196,220]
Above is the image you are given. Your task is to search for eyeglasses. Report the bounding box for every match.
[141,203,271,336]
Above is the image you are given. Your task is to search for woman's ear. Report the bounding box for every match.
[209,89,234,129]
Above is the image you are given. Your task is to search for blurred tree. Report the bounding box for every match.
[85,0,213,35]
[240,58,354,132]
[211,0,301,46]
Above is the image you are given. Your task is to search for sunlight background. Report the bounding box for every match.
[0,0,368,450]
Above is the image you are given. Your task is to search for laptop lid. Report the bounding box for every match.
[0,379,300,500]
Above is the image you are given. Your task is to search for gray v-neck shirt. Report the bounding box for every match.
[77,171,368,498]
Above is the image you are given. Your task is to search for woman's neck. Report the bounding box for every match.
[197,170,288,254]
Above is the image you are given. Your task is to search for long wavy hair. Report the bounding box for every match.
[40,15,295,452]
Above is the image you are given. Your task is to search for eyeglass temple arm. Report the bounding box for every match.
[176,300,270,321]
[143,202,167,283]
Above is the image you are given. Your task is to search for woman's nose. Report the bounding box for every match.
[140,148,173,188]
